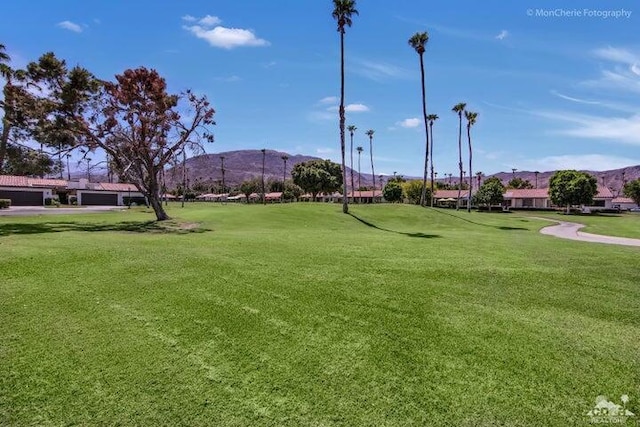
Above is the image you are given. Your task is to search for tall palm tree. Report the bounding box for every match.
[426,113,438,207]
[281,155,289,201]
[347,124,357,198]
[534,171,539,189]
[365,129,376,202]
[356,146,363,202]
[465,111,478,213]
[261,148,266,204]
[0,44,14,171]
[408,32,430,207]
[220,156,226,194]
[452,102,467,210]
[332,0,358,214]
[476,171,483,189]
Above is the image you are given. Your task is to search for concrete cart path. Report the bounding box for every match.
[531,217,640,247]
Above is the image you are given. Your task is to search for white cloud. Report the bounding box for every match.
[199,15,222,26]
[345,103,369,113]
[495,30,508,40]
[550,90,600,105]
[57,21,83,33]
[182,15,197,22]
[535,110,640,145]
[353,59,410,81]
[518,154,640,172]
[586,47,640,93]
[593,46,640,65]
[397,118,421,128]
[318,96,338,105]
[184,24,269,49]
[326,103,370,113]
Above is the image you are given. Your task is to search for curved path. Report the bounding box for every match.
[532,217,640,247]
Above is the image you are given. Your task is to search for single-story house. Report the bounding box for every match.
[0,175,67,206]
[433,190,471,207]
[503,189,550,208]
[0,175,144,206]
[196,193,228,202]
[503,186,614,210]
[265,192,283,202]
[612,197,638,210]
[346,190,384,204]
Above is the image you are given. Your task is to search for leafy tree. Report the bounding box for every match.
[549,170,598,213]
[332,0,358,214]
[403,179,431,205]
[408,32,430,207]
[282,181,303,201]
[507,177,533,189]
[452,102,466,210]
[42,65,216,221]
[383,181,403,203]
[2,145,57,176]
[465,110,478,213]
[387,174,406,184]
[623,179,640,205]
[240,178,260,202]
[473,177,504,211]
[291,159,342,201]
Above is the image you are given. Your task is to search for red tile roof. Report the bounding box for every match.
[504,189,549,199]
[97,182,139,192]
[0,175,66,188]
[612,197,635,204]
[347,190,383,198]
[595,186,614,198]
[434,190,471,199]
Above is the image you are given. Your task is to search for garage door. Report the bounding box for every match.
[0,190,43,206]
[81,192,118,206]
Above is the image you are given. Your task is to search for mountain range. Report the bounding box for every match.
[162,149,639,196]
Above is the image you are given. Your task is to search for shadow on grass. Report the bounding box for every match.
[0,220,211,237]
[348,213,441,239]
[428,208,529,231]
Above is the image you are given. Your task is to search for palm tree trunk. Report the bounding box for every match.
[467,124,473,213]
[418,53,429,207]
[261,151,266,205]
[181,150,186,208]
[457,113,463,211]
[0,118,10,173]
[339,31,349,214]
[358,153,362,204]
[369,137,376,203]
[350,133,355,203]
[429,121,434,207]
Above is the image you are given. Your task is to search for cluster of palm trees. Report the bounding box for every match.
[333,1,479,214]
[346,126,376,201]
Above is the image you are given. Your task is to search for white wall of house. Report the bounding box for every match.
[509,198,549,208]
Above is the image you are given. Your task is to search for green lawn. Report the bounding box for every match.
[1,204,638,426]
[513,210,640,239]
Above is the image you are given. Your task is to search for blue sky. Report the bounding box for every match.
[2,0,640,176]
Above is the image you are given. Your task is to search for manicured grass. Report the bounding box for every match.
[1,204,639,426]
[513,210,640,239]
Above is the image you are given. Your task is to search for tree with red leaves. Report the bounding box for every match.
[67,67,215,221]
[90,68,215,220]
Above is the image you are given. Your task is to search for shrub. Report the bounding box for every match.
[44,197,60,207]
[68,196,78,205]
[0,199,11,209]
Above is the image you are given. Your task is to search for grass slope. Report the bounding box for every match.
[1,204,639,426]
